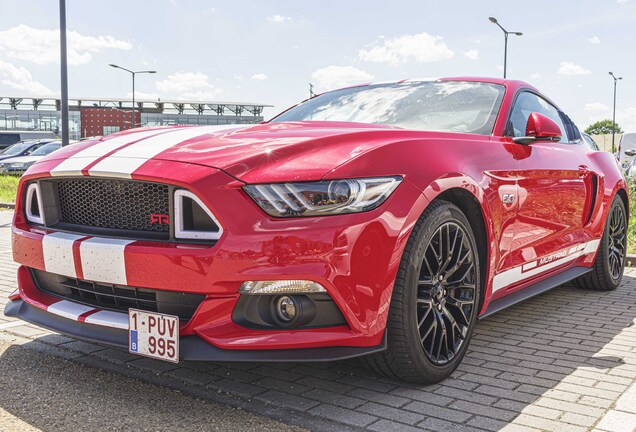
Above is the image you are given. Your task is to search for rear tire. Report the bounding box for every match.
[575,195,627,291]
[364,200,481,383]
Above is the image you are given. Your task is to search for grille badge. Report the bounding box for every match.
[150,214,170,225]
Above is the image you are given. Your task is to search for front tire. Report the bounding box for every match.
[575,195,627,291]
[364,200,481,383]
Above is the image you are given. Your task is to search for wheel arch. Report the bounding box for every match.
[433,187,489,311]
[616,186,629,218]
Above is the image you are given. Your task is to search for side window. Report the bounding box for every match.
[583,135,600,151]
[26,144,44,155]
[559,112,582,143]
[509,92,569,143]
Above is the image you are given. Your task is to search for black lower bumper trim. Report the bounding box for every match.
[3,299,386,362]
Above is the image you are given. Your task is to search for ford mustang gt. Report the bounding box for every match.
[4,77,627,383]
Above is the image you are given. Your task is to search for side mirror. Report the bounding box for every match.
[513,112,562,145]
[625,150,636,157]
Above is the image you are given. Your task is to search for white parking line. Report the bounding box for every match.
[0,321,27,330]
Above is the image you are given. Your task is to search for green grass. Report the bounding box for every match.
[628,181,636,255]
[0,174,20,205]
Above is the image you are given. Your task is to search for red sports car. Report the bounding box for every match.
[5,77,627,383]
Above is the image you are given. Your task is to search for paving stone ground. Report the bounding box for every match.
[1,210,635,431]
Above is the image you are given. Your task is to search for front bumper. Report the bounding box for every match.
[9,160,424,355]
[4,299,386,361]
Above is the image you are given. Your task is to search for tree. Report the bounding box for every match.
[585,119,624,135]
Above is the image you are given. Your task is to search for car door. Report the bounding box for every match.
[505,91,596,287]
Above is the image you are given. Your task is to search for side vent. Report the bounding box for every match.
[25,183,45,225]
[584,174,598,226]
[174,189,222,241]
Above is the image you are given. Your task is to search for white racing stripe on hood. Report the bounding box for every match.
[50,129,169,176]
[88,125,244,178]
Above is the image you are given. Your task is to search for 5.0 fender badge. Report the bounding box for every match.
[502,194,515,204]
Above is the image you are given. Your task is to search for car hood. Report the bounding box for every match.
[46,122,428,183]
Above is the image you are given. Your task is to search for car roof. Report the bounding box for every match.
[339,76,536,91]
[18,139,59,145]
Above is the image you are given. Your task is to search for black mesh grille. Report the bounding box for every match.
[31,269,204,321]
[56,178,170,234]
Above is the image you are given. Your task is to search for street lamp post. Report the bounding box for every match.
[59,0,69,145]
[489,17,522,79]
[609,71,622,154]
[108,64,156,128]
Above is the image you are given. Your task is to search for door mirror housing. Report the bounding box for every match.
[513,112,562,145]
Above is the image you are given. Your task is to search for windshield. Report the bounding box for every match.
[1,142,32,156]
[30,142,61,156]
[272,81,505,135]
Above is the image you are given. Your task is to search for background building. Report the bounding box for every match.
[0,96,271,139]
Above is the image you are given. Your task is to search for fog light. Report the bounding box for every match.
[275,296,297,322]
[239,280,326,295]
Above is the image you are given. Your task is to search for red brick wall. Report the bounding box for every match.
[80,108,141,137]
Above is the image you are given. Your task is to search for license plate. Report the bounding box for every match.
[128,309,179,363]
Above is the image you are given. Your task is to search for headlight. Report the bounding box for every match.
[10,162,32,169]
[243,176,402,217]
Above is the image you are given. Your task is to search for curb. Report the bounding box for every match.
[627,254,636,268]
[0,202,15,210]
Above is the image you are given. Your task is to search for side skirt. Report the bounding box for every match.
[479,266,592,319]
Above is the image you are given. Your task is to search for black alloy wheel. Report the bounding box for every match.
[417,222,477,365]
[575,195,627,291]
[363,200,481,383]
[607,202,626,281]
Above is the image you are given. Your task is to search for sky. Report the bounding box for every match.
[0,0,635,130]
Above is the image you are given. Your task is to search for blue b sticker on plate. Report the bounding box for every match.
[130,329,138,352]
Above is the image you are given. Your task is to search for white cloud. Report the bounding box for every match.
[584,102,610,113]
[251,73,268,80]
[462,49,479,60]
[155,71,221,100]
[530,73,542,80]
[588,36,601,45]
[311,65,373,91]
[584,103,636,131]
[557,61,591,76]
[0,60,54,95]
[358,32,454,66]
[617,107,636,131]
[268,15,292,23]
[0,24,132,66]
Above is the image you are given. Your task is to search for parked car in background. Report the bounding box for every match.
[0,141,62,174]
[581,132,600,151]
[4,78,628,384]
[0,131,56,150]
[0,139,58,162]
[617,132,636,171]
